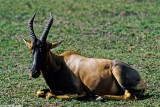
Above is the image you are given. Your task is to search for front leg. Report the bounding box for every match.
[36,89,50,98]
[46,91,56,99]
[96,90,137,101]
[46,91,86,99]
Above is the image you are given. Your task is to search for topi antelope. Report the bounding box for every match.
[22,13,146,101]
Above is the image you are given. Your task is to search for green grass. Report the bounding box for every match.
[0,0,160,106]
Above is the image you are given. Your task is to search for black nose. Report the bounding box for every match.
[31,73,40,78]
[30,69,40,78]
[30,57,41,78]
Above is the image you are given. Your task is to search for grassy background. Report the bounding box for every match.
[0,0,160,106]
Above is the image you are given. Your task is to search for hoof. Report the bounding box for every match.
[46,92,56,99]
[96,96,107,102]
[36,90,45,98]
[36,89,50,98]
[124,90,132,100]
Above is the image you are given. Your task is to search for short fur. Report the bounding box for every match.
[23,14,146,100]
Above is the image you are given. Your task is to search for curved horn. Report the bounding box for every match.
[28,13,37,42]
[40,13,53,42]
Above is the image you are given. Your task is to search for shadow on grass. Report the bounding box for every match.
[75,94,153,102]
[38,93,153,102]
[137,94,153,101]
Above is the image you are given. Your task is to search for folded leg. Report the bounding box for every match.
[36,89,50,98]
[96,90,137,101]
[46,91,86,99]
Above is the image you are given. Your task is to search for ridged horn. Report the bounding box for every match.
[28,13,37,42]
[40,13,53,42]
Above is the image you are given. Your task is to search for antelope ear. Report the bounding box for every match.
[22,38,32,49]
[50,40,63,49]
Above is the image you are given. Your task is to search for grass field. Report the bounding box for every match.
[0,0,160,106]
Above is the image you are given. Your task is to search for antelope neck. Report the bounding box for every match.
[41,51,62,73]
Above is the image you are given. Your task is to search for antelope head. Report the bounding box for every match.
[23,13,63,78]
